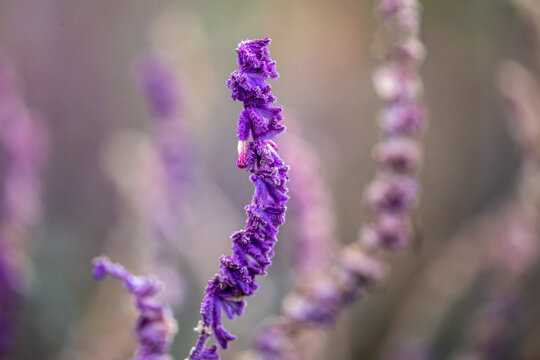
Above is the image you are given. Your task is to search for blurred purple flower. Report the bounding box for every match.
[373,137,422,173]
[379,0,419,20]
[136,55,192,243]
[279,121,336,279]
[378,101,425,137]
[188,38,289,360]
[137,56,180,120]
[0,55,48,356]
[456,62,540,360]
[361,214,412,251]
[135,54,194,309]
[362,0,426,251]
[365,175,419,215]
[252,1,426,358]
[92,257,178,360]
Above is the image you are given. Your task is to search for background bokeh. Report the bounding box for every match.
[0,0,537,359]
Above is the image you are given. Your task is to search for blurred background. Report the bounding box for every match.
[0,0,537,359]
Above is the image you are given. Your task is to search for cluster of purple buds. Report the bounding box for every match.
[187,38,289,360]
[252,1,426,358]
[92,257,178,360]
[0,55,48,356]
[364,0,425,251]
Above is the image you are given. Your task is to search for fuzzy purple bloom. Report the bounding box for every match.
[92,257,178,360]
[188,38,288,360]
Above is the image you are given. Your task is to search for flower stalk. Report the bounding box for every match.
[92,257,178,360]
[187,38,289,360]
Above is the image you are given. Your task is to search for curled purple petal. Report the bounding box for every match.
[91,257,177,360]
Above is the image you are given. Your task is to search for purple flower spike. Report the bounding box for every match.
[228,39,284,143]
[251,1,426,358]
[92,257,178,360]
[188,38,288,360]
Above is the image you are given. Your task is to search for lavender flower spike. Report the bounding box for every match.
[188,38,288,360]
[92,257,178,360]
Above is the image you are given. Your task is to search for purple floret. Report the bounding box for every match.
[92,257,178,360]
[373,137,422,173]
[365,175,419,215]
[188,38,289,360]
